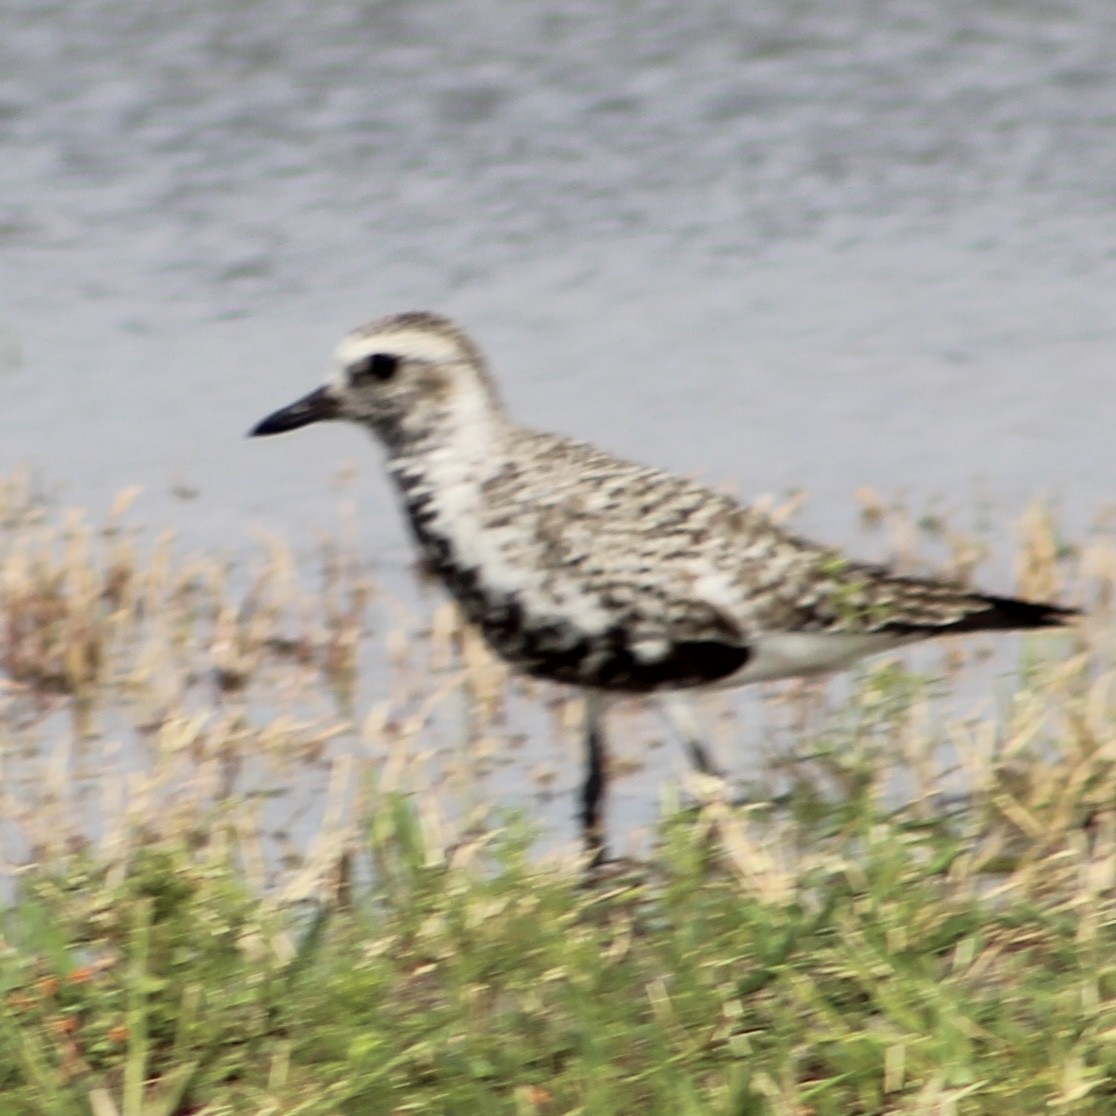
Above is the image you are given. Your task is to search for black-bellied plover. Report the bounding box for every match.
[251,311,1078,862]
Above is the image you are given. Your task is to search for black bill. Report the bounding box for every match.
[250,385,341,437]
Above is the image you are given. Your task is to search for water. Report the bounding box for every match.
[1,0,1112,859]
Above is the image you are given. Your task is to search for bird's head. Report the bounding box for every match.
[250,311,501,452]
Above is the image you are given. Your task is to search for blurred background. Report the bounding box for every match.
[2,13,1115,1094]
[1,0,1113,568]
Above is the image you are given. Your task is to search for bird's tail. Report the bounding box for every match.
[885,591,1080,637]
[948,593,1080,634]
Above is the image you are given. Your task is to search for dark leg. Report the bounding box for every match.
[662,693,726,779]
[581,692,607,866]
[686,736,721,777]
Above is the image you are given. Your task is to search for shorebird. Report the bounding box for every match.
[251,311,1078,861]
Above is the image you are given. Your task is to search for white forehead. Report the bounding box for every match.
[335,326,467,368]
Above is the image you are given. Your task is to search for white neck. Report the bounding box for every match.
[391,376,507,471]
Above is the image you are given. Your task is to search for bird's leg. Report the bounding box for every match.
[660,692,726,779]
[581,691,608,866]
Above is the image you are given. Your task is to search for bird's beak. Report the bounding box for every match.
[249,385,341,437]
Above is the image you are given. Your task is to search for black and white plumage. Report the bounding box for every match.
[251,311,1078,860]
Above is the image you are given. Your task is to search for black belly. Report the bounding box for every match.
[513,627,753,693]
[412,522,750,693]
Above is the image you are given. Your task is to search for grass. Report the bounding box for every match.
[1,466,1114,1114]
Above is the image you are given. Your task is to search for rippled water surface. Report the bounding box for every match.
[2,0,1113,852]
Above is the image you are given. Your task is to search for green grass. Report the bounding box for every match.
[4,758,1116,1114]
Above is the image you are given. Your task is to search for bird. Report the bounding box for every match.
[250,311,1079,863]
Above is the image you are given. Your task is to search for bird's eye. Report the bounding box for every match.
[353,353,399,382]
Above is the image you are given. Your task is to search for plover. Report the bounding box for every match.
[251,311,1078,861]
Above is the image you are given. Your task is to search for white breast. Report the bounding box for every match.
[412,450,617,638]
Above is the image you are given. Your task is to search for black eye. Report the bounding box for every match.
[353,352,399,382]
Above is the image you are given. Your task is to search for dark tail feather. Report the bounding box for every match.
[913,594,1081,636]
